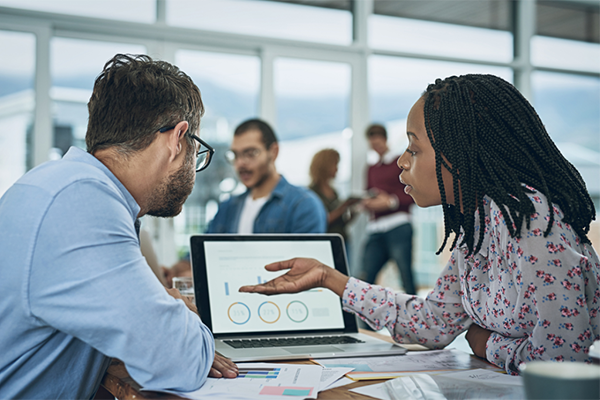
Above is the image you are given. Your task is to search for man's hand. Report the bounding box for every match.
[239,258,349,297]
[166,287,198,316]
[209,353,238,378]
[465,323,492,359]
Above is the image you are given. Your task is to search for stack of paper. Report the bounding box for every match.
[143,362,353,399]
[316,349,497,380]
[350,368,524,400]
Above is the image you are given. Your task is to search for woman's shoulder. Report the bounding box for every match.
[483,185,586,252]
[483,185,562,223]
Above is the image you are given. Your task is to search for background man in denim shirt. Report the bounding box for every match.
[207,119,326,234]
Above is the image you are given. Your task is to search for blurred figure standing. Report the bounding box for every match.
[208,118,326,234]
[360,124,417,294]
[309,149,360,261]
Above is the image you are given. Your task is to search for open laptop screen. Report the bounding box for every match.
[192,235,349,336]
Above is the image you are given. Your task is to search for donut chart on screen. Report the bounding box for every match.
[286,300,309,323]
[228,302,251,325]
[258,301,281,324]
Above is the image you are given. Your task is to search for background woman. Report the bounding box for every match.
[309,149,360,261]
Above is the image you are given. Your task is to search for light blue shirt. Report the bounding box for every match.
[0,147,214,399]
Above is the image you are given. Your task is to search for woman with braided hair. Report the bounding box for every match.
[240,74,600,375]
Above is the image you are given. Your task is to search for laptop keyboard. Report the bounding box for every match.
[224,335,365,349]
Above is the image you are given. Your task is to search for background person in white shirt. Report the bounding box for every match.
[207,118,326,234]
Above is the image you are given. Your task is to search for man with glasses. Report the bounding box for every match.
[207,118,326,234]
[0,54,237,400]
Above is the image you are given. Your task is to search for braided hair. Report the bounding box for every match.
[423,74,596,256]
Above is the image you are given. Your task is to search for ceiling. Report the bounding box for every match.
[270,0,600,43]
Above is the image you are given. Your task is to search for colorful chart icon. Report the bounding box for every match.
[238,367,280,379]
[258,301,281,324]
[286,300,308,323]
[228,302,251,325]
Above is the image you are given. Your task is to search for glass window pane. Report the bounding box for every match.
[0,30,35,197]
[274,58,351,194]
[532,36,600,73]
[51,38,146,154]
[167,0,352,45]
[0,0,156,23]
[369,15,513,63]
[369,55,513,153]
[532,72,600,150]
[174,50,260,252]
[532,71,600,198]
[176,50,260,144]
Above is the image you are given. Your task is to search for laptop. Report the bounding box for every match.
[190,234,407,362]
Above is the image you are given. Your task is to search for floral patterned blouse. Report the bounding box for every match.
[342,189,600,374]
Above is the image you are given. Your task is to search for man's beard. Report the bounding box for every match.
[238,155,272,190]
[147,147,195,218]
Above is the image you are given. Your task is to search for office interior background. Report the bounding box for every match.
[0,0,598,291]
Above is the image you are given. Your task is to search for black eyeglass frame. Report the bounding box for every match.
[158,125,215,172]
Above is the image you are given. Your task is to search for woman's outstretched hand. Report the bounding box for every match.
[238,258,349,297]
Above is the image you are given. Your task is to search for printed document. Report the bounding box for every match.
[144,362,323,400]
[316,349,497,380]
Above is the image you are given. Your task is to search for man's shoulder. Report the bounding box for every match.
[276,176,320,203]
[17,158,113,197]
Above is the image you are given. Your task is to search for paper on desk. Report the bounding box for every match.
[436,369,523,386]
[316,349,497,380]
[384,368,524,400]
[317,367,354,392]
[350,382,391,400]
[321,377,354,391]
[143,362,323,400]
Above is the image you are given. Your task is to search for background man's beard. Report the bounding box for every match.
[241,156,273,190]
[147,150,195,218]
[249,169,270,190]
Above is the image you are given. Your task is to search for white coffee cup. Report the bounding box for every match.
[520,361,600,400]
[589,340,600,365]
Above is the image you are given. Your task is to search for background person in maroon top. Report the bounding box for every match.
[359,124,417,295]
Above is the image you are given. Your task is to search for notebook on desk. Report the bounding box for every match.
[190,234,406,362]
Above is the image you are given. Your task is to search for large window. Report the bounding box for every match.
[274,58,351,195]
[50,38,146,157]
[369,55,513,158]
[167,0,352,45]
[532,71,600,201]
[532,36,600,72]
[369,15,513,63]
[0,30,35,196]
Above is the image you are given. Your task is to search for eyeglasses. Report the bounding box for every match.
[159,126,215,172]
[224,148,262,164]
